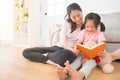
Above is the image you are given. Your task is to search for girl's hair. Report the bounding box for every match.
[81,13,105,32]
[64,3,82,33]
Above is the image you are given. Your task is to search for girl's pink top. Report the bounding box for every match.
[76,29,106,44]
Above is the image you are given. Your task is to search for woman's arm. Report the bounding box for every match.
[74,39,82,56]
[62,39,82,56]
[59,21,75,53]
[62,43,75,53]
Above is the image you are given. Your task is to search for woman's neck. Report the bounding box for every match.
[77,24,82,28]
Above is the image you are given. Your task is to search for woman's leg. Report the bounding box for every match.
[56,66,67,80]
[48,49,76,67]
[22,46,62,64]
[23,46,62,54]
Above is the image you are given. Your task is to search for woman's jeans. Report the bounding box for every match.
[23,46,76,66]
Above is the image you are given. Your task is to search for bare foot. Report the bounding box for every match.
[56,66,67,80]
[46,60,60,67]
[65,61,85,80]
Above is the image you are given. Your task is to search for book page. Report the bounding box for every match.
[91,42,105,49]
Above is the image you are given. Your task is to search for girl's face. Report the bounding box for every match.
[85,20,97,33]
[70,10,83,26]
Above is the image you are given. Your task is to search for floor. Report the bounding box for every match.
[0,45,120,80]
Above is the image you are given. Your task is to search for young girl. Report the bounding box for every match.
[76,12,106,46]
[57,12,106,80]
[75,12,106,63]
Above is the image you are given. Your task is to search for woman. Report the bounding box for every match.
[22,3,82,67]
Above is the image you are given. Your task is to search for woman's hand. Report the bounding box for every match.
[73,49,80,56]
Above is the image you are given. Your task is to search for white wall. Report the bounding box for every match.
[0,0,13,44]
[66,0,120,14]
[28,0,41,46]
[39,0,120,46]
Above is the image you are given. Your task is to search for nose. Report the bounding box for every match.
[88,27,92,31]
[76,17,80,21]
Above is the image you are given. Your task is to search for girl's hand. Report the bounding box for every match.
[98,51,107,58]
[81,58,88,64]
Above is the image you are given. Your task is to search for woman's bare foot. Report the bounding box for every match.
[46,60,60,67]
[56,66,67,80]
[65,61,85,80]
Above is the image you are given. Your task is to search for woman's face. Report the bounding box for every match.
[85,20,97,33]
[70,10,83,26]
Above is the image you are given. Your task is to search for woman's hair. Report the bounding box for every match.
[64,3,82,33]
[81,13,105,32]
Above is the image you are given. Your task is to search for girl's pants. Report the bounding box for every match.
[70,57,97,78]
[22,46,76,67]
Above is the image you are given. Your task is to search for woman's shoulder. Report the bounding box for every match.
[81,29,86,33]
[63,20,71,27]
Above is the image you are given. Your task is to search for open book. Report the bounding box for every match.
[76,42,106,59]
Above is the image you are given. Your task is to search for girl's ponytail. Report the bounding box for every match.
[100,22,105,32]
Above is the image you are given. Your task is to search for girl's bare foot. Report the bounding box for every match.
[56,66,67,80]
[65,61,85,80]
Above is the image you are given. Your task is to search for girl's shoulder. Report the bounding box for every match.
[96,31,105,36]
[81,29,87,33]
[79,29,86,34]
[97,30,104,34]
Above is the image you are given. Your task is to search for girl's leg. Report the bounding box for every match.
[70,56,82,70]
[57,60,96,80]
[65,61,85,80]
[56,56,82,80]
[80,59,97,79]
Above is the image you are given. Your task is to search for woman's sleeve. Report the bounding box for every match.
[98,32,106,43]
[59,21,68,44]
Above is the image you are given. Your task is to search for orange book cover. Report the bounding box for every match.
[76,42,106,59]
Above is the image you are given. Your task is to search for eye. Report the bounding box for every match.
[70,15,76,20]
[86,25,89,28]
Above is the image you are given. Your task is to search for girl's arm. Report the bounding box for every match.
[98,32,106,43]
